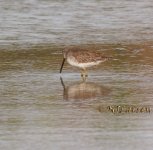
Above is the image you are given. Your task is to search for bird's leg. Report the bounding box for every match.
[81,69,84,77]
[81,68,86,77]
[84,68,88,77]
[81,68,87,82]
[81,75,86,82]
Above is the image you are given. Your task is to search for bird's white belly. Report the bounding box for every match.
[67,56,102,68]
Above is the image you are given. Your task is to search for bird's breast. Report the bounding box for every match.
[67,56,102,68]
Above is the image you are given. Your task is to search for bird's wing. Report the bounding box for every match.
[73,50,107,63]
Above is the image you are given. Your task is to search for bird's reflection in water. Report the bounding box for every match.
[60,77,111,101]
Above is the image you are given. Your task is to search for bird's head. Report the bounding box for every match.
[63,48,69,59]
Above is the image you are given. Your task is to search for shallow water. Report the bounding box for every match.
[1,0,153,46]
[0,43,153,150]
[1,0,153,150]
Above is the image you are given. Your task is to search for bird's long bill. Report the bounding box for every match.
[60,58,65,73]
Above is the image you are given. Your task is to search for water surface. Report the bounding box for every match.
[0,43,153,150]
[1,0,153,46]
[1,0,153,150]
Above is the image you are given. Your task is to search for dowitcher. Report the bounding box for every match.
[60,47,110,79]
